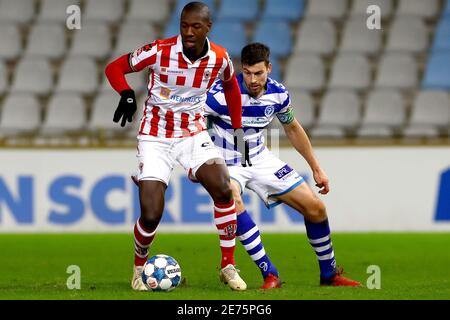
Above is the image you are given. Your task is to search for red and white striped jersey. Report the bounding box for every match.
[128,35,234,138]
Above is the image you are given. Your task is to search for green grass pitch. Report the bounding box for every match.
[0,233,449,300]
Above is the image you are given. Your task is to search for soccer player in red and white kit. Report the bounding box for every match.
[105,2,249,291]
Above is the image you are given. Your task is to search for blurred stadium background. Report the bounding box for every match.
[0,0,449,146]
[0,0,450,300]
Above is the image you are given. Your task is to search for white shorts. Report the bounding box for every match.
[136,131,223,186]
[228,148,305,208]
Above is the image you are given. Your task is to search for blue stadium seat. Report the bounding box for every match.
[253,21,292,58]
[422,52,450,89]
[174,0,216,15]
[165,0,216,38]
[269,58,281,82]
[443,0,450,17]
[209,21,247,58]
[261,0,305,22]
[215,0,259,22]
[164,13,179,38]
[432,18,450,52]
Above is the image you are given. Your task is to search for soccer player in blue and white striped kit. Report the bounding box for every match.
[204,43,361,289]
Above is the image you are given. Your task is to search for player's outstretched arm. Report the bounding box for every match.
[282,118,329,194]
[104,54,137,127]
[223,74,251,167]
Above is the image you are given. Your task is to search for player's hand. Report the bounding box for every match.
[233,128,252,167]
[113,89,137,127]
[313,167,330,195]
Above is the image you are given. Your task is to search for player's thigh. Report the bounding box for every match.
[276,182,326,219]
[179,132,231,199]
[178,131,224,178]
[246,150,304,208]
[227,165,251,214]
[137,138,175,185]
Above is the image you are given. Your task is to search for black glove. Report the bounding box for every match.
[233,128,252,167]
[113,89,137,127]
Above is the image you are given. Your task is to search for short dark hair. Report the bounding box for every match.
[241,43,271,66]
[181,1,211,23]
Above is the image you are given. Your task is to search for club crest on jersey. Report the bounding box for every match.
[203,70,211,81]
[135,44,152,57]
[160,87,171,99]
[264,105,275,117]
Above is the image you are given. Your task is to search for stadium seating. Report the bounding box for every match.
[89,92,129,134]
[40,94,86,134]
[56,57,98,94]
[0,24,20,60]
[310,90,361,138]
[288,90,315,130]
[305,0,348,20]
[422,52,450,90]
[69,23,111,59]
[113,22,156,57]
[0,0,34,24]
[253,21,292,58]
[350,0,393,18]
[386,17,428,53]
[0,61,7,93]
[11,58,53,95]
[261,0,305,22]
[215,0,259,22]
[284,54,325,92]
[396,0,439,18]
[269,58,281,82]
[432,18,450,52]
[340,16,382,56]
[0,0,449,144]
[403,91,450,137]
[209,21,246,58]
[126,0,170,24]
[25,23,66,59]
[357,90,406,138]
[328,54,371,91]
[443,0,450,17]
[174,0,216,16]
[375,54,418,90]
[0,94,41,136]
[38,0,81,23]
[293,18,336,56]
[84,0,124,24]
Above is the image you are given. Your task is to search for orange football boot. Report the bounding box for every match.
[261,273,282,289]
[320,267,362,287]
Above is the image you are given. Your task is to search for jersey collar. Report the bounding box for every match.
[176,35,211,63]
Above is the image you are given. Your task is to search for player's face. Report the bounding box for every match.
[180,11,211,56]
[242,62,272,98]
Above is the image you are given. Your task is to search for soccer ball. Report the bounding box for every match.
[142,254,182,292]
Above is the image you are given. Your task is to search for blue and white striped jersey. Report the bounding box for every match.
[205,73,292,165]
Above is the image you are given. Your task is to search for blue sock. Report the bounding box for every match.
[237,210,278,279]
[304,219,337,279]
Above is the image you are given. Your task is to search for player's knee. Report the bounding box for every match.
[307,198,327,222]
[140,212,161,231]
[140,201,163,230]
[230,183,243,206]
[212,182,233,204]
